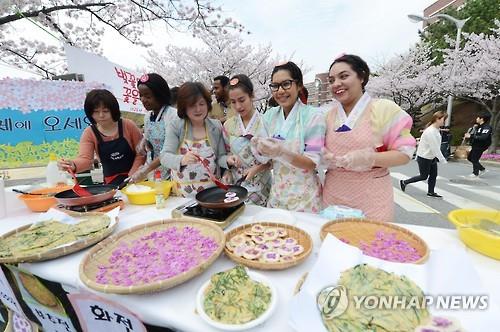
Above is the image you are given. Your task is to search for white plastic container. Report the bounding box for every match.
[46,153,63,186]
[154,170,166,209]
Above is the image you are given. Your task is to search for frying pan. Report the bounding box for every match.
[195,185,248,209]
[54,180,129,207]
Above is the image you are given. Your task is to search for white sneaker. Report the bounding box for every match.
[479,170,488,177]
[463,174,479,179]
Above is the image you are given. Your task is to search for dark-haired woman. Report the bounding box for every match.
[400,111,448,198]
[130,73,176,182]
[58,89,145,185]
[160,82,236,197]
[222,74,271,206]
[252,61,326,213]
[322,54,416,222]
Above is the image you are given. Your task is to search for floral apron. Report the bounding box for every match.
[227,113,271,206]
[171,123,217,198]
[323,104,394,222]
[267,107,322,213]
[144,106,172,180]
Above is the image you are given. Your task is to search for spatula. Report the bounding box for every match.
[190,151,229,191]
[67,169,93,197]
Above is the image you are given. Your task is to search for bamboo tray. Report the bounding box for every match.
[224,222,313,270]
[80,218,225,294]
[0,212,117,264]
[320,218,429,264]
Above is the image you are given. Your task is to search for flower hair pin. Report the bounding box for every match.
[230,78,239,86]
[274,60,289,67]
[334,52,346,60]
[139,74,149,83]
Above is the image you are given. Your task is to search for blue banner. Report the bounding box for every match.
[0,108,91,145]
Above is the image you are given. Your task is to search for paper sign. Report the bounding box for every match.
[0,267,24,316]
[65,45,145,114]
[7,266,77,332]
[68,293,146,332]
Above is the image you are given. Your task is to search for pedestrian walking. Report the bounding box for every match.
[400,111,448,198]
[464,112,493,178]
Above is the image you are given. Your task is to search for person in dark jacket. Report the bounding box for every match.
[464,112,493,177]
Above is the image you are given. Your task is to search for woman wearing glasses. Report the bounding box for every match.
[322,54,416,222]
[252,61,326,213]
[222,74,271,206]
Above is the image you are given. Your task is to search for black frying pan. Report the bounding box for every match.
[195,185,248,209]
[54,180,128,207]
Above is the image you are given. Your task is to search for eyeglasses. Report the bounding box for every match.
[269,79,296,92]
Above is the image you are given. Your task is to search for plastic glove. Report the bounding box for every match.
[221,171,233,185]
[249,138,270,164]
[334,148,376,172]
[320,148,337,170]
[129,165,150,183]
[251,137,294,163]
[227,155,242,168]
[136,138,148,155]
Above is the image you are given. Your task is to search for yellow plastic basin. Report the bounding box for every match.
[448,209,500,260]
[121,181,172,205]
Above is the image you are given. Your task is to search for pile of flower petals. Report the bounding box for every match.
[95,226,220,286]
[348,231,422,263]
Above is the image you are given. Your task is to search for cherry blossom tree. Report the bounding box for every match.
[367,44,444,126]
[0,0,243,78]
[146,31,307,111]
[440,22,500,150]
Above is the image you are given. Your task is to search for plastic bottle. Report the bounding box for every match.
[154,170,166,209]
[46,153,63,186]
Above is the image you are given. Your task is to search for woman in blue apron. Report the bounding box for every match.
[58,89,145,185]
[130,73,176,182]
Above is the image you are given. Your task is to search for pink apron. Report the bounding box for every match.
[323,104,394,222]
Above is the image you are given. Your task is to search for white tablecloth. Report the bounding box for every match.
[1,189,500,332]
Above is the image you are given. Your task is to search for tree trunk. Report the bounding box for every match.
[490,108,500,153]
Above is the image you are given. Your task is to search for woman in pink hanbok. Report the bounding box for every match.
[322,54,416,222]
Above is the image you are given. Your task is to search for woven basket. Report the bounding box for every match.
[320,218,429,264]
[79,218,225,294]
[224,222,313,270]
[0,212,117,264]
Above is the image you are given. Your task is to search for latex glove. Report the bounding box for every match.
[335,148,376,172]
[58,158,75,172]
[227,154,242,168]
[244,165,261,181]
[181,151,200,166]
[222,171,233,184]
[251,137,294,163]
[136,138,148,155]
[129,165,150,183]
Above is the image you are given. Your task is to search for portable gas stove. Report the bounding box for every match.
[56,198,124,213]
[171,200,244,229]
